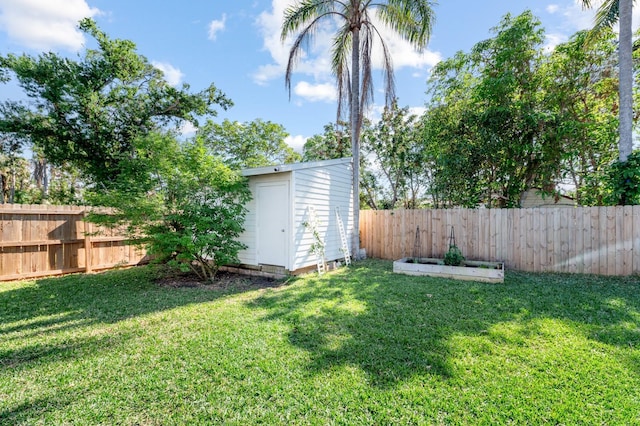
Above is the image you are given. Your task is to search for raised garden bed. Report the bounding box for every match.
[393,257,504,283]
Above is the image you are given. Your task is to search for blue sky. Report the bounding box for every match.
[0,0,632,152]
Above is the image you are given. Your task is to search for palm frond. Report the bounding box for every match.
[377,0,435,49]
[359,28,374,132]
[581,0,636,46]
[366,21,396,107]
[594,0,620,30]
[281,0,337,41]
[281,0,339,97]
[332,24,352,123]
[283,0,434,122]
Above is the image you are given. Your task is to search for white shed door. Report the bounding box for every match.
[256,182,289,267]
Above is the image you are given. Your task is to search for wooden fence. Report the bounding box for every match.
[0,204,146,281]
[3,205,639,280]
[360,207,640,276]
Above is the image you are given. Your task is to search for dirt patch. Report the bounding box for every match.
[156,270,285,291]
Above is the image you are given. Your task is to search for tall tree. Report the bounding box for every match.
[541,29,619,205]
[281,0,435,256]
[302,121,351,161]
[196,118,301,169]
[581,0,635,163]
[0,18,231,189]
[424,11,571,207]
[0,133,26,203]
[361,100,425,209]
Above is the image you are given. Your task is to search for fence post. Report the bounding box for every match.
[84,210,92,273]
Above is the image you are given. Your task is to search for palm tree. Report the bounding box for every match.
[281,0,435,256]
[582,0,635,162]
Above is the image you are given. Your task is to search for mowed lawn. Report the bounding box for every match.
[1,260,639,425]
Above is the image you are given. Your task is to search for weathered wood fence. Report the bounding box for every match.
[360,207,640,276]
[3,205,640,280]
[0,204,145,281]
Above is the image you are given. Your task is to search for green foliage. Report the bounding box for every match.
[542,29,618,206]
[0,154,33,203]
[302,121,352,162]
[604,150,640,205]
[361,100,427,209]
[89,135,251,281]
[45,164,85,205]
[196,118,300,169]
[424,12,547,207]
[422,11,623,208]
[0,18,232,189]
[443,245,465,266]
[302,215,325,259]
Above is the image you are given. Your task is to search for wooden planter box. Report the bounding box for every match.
[393,258,504,283]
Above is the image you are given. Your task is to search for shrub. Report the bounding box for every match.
[88,135,251,281]
[444,245,465,266]
[605,150,640,205]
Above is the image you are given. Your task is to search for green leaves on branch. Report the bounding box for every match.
[0,18,232,188]
[302,121,352,162]
[196,118,300,169]
[605,150,640,205]
[88,135,251,281]
[443,245,465,266]
[148,141,251,280]
[423,11,623,207]
[361,100,426,209]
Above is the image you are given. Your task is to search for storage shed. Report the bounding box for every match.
[520,188,575,208]
[235,157,354,275]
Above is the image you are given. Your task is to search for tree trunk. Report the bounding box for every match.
[619,0,633,163]
[351,27,361,258]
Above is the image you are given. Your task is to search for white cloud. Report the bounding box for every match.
[408,106,427,117]
[544,33,568,52]
[253,0,333,85]
[0,0,100,51]
[208,14,226,41]
[179,120,198,136]
[548,1,640,36]
[285,134,307,152]
[546,4,560,14]
[152,61,184,87]
[561,1,597,31]
[293,81,337,102]
[365,103,426,125]
[253,0,441,89]
[370,14,442,69]
[253,63,284,86]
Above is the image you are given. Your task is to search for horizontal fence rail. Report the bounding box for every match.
[360,207,640,276]
[0,204,146,282]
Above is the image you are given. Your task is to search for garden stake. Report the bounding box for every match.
[413,226,421,260]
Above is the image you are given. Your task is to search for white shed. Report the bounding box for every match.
[235,157,354,275]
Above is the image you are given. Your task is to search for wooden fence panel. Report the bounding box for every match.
[359,206,640,276]
[634,207,640,274]
[0,204,146,281]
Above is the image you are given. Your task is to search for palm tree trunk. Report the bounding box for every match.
[619,0,633,163]
[351,27,361,258]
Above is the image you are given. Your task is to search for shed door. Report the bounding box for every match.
[256,182,289,267]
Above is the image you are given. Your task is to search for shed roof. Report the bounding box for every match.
[241,157,353,177]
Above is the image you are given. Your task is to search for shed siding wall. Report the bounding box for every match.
[520,189,575,208]
[292,161,354,271]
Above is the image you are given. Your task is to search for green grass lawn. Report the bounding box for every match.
[1,260,639,425]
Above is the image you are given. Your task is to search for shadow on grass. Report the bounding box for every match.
[0,395,74,425]
[0,266,284,371]
[250,259,640,388]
